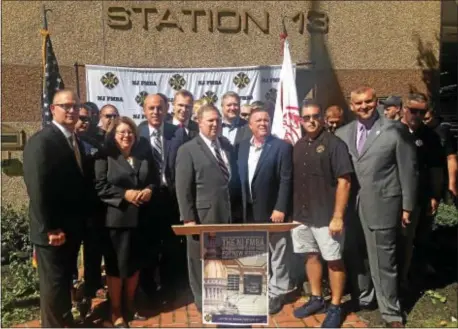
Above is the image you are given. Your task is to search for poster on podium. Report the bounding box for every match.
[201,231,269,326]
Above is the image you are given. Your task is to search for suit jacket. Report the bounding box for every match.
[237,135,293,223]
[94,144,160,228]
[222,118,252,147]
[166,118,199,139]
[335,115,418,230]
[137,120,179,188]
[175,135,239,224]
[23,123,91,246]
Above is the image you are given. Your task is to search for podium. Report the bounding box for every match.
[172,223,299,326]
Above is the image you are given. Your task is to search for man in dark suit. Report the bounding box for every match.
[221,91,252,146]
[136,94,185,303]
[167,89,199,138]
[335,86,418,328]
[237,107,293,315]
[175,104,239,311]
[23,89,91,327]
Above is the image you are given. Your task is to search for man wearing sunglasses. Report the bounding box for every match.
[73,104,106,318]
[398,93,445,290]
[23,89,92,327]
[99,104,119,133]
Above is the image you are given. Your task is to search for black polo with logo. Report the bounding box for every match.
[293,129,354,227]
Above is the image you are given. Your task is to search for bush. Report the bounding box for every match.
[434,203,458,228]
[1,205,40,327]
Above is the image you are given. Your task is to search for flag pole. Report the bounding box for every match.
[74,62,81,99]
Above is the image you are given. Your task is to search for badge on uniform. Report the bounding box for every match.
[316,145,325,153]
[415,139,423,147]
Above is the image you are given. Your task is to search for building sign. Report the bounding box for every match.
[107,6,329,34]
[202,231,269,326]
[85,64,294,124]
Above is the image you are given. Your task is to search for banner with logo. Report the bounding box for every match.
[201,231,269,326]
[85,64,294,124]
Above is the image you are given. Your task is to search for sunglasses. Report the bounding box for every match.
[405,107,427,116]
[79,116,90,123]
[240,113,250,118]
[54,103,81,111]
[105,114,119,119]
[301,114,321,122]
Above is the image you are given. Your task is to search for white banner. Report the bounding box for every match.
[85,64,295,124]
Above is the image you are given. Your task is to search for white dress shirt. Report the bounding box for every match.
[148,123,167,186]
[172,117,189,135]
[52,120,83,171]
[199,132,231,179]
[247,137,265,197]
[221,117,239,145]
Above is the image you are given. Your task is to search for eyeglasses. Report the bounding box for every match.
[105,114,119,119]
[116,131,134,136]
[240,113,250,118]
[53,103,81,111]
[301,114,321,122]
[79,116,90,123]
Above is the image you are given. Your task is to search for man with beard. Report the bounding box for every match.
[335,86,417,327]
[292,100,352,328]
[423,109,457,203]
[398,93,445,287]
[324,105,345,133]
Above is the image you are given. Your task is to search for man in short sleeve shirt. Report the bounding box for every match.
[292,100,353,328]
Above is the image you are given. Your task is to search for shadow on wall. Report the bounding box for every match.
[409,33,440,108]
[308,0,350,122]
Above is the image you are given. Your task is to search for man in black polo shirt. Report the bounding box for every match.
[292,100,353,328]
[423,109,457,204]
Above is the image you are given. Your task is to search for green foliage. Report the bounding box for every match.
[1,205,40,327]
[434,203,458,228]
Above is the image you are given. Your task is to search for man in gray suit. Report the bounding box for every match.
[335,86,417,328]
[175,104,239,312]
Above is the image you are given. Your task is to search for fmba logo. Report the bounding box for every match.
[168,74,186,91]
[101,72,119,90]
[135,91,149,106]
[233,72,250,89]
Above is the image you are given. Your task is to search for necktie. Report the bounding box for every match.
[211,141,230,182]
[357,124,367,154]
[68,135,83,172]
[151,130,163,170]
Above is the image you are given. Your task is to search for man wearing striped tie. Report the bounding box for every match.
[175,104,240,312]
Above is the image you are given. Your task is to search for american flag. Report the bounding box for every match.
[40,29,64,126]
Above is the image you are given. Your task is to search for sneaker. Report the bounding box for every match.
[293,295,326,318]
[321,304,342,328]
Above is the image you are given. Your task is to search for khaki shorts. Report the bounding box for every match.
[291,223,345,261]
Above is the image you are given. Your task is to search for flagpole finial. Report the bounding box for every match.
[42,5,52,30]
[280,16,288,40]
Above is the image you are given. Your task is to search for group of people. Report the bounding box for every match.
[23,85,457,328]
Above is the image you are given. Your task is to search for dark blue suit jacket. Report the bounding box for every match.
[137,121,179,189]
[237,135,293,223]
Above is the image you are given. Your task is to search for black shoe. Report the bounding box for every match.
[321,304,342,328]
[269,296,284,315]
[293,295,326,318]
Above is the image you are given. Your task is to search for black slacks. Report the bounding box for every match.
[35,236,81,328]
[83,222,104,297]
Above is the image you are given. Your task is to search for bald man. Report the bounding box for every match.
[137,94,186,305]
[23,89,92,327]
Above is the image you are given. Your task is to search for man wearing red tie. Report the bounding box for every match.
[169,89,199,139]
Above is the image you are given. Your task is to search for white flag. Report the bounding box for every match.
[271,39,302,145]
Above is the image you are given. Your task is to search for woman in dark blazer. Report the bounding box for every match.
[95,116,159,327]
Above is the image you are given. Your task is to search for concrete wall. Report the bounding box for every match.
[1,0,441,208]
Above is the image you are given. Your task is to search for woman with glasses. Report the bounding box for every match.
[95,116,160,327]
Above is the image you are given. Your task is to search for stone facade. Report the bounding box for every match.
[1,1,441,208]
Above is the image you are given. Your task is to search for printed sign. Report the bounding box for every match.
[201,231,269,326]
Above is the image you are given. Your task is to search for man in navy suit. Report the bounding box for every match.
[137,94,185,304]
[237,106,293,315]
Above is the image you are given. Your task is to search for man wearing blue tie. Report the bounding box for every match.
[236,106,293,315]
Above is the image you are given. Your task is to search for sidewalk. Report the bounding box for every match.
[14,290,369,328]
